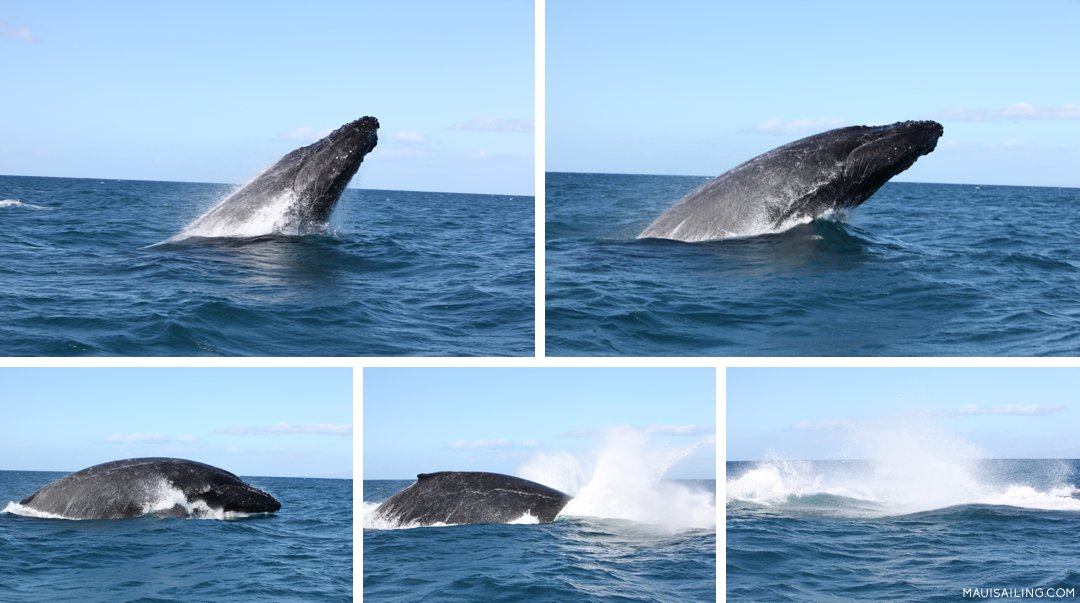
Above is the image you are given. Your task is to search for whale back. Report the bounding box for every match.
[18,458,280,519]
[374,471,572,526]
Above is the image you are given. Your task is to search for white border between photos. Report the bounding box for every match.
[10,0,1080,600]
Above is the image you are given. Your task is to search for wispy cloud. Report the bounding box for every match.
[394,130,429,144]
[447,438,516,450]
[106,432,169,444]
[452,118,534,133]
[280,126,332,143]
[105,432,200,444]
[445,438,545,450]
[644,424,714,436]
[752,117,846,135]
[566,424,714,438]
[220,422,352,436]
[936,102,1080,123]
[0,21,35,43]
[938,404,1065,417]
[789,419,856,431]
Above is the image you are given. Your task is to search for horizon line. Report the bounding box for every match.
[545,170,1080,191]
[0,172,533,199]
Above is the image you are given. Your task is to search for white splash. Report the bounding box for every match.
[728,422,1080,515]
[0,199,47,210]
[2,501,67,519]
[173,189,300,240]
[520,426,716,530]
[362,501,434,530]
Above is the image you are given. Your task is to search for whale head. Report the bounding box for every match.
[835,120,943,204]
[285,116,380,229]
[196,481,282,514]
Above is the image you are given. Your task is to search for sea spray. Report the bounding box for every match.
[520,426,716,529]
[729,421,1080,515]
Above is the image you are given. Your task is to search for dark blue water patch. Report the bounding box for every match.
[0,175,533,356]
[0,470,351,602]
[364,480,716,603]
[546,172,1080,356]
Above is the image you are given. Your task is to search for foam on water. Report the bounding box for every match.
[1,199,47,210]
[728,423,1080,516]
[2,501,69,519]
[520,426,716,529]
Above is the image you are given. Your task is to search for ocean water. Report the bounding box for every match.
[727,459,1080,602]
[363,479,716,602]
[0,470,351,601]
[0,174,533,356]
[546,172,1080,356]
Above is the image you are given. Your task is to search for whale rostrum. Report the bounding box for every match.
[15,458,281,519]
[638,120,943,242]
[374,471,572,526]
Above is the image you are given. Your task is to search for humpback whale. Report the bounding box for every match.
[638,120,943,242]
[177,116,379,238]
[14,458,281,519]
[374,471,572,526]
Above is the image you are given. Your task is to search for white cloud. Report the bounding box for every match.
[0,22,35,43]
[940,404,1064,416]
[394,131,429,144]
[448,438,516,450]
[220,422,352,436]
[752,117,846,135]
[105,433,201,444]
[789,419,855,431]
[452,118,534,133]
[936,102,1080,123]
[281,126,332,143]
[106,432,169,443]
[644,424,714,436]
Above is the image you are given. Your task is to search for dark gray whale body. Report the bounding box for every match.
[638,120,943,242]
[178,116,379,238]
[374,471,572,526]
[17,458,281,519]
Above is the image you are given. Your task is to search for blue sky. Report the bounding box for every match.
[0,368,352,478]
[363,368,716,479]
[0,1,533,195]
[548,0,1080,188]
[729,368,1080,460]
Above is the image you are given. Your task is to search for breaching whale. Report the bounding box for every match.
[14,458,281,519]
[638,120,944,242]
[374,471,572,526]
[176,116,379,238]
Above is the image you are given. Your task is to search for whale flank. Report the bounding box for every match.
[638,120,943,242]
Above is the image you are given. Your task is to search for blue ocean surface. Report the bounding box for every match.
[363,479,716,602]
[0,174,533,356]
[0,470,351,602]
[546,172,1080,356]
[727,459,1080,602]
